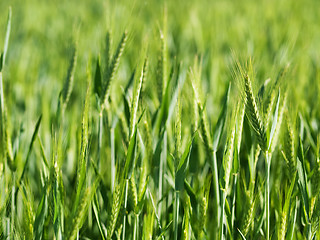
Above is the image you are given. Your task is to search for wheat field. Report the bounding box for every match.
[1,0,320,239]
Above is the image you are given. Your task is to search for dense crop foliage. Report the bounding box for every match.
[1,0,320,239]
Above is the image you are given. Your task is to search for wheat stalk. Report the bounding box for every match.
[243,74,267,151]
[61,44,77,111]
[220,118,236,240]
[107,183,123,240]
[129,171,138,209]
[240,197,256,237]
[102,32,127,107]
[283,114,296,181]
[130,58,147,138]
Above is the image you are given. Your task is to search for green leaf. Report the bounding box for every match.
[212,82,230,151]
[268,89,280,150]
[135,177,149,215]
[175,139,193,191]
[284,174,296,213]
[123,92,131,127]
[93,195,106,240]
[1,7,12,71]
[156,220,173,240]
[17,115,42,190]
[233,143,239,174]
[33,184,48,240]
[184,180,197,211]
[238,228,247,240]
[154,70,173,136]
[94,56,102,98]
[90,159,110,207]
[0,53,3,72]
[123,110,144,179]
[151,130,165,185]
[297,136,310,221]
[286,198,298,240]
[124,127,137,180]
[38,137,49,169]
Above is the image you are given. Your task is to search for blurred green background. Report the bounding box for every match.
[1,0,320,125]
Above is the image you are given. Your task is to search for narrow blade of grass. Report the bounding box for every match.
[0,7,12,71]
[33,183,49,240]
[17,115,42,191]
[61,44,78,111]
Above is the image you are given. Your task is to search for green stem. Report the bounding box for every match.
[212,152,220,232]
[158,131,167,218]
[11,174,15,240]
[307,224,312,240]
[149,189,165,240]
[98,110,103,168]
[289,199,298,240]
[0,72,4,114]
[231,175,238,232]
[136,215,139,240]
[133,215,137,240]
[122,180,129,240]
[220,191,226,240]
[110,127,115,191]
[133,214,139,240]
[265,151,271,240]
[174,191,179,240]
[0,73,4,155]
[158,155,163,218]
